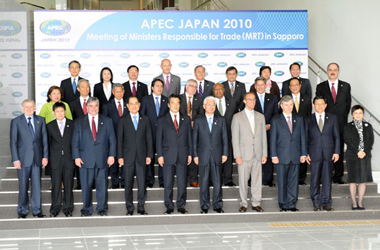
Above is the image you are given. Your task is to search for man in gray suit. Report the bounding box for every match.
[232,92,267,213]
[154,59,181,97]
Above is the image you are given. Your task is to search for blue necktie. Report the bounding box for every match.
[155,97,160,117]
[260,94,264,112]
[72,78,77,94]
[28,117,35,140]
[208,117,212,132]
[133,116,138,131]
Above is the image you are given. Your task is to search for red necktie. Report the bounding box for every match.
[83,99,87,115]
[331,83,337,103]
[174,114,179,133]
[117,101,122,117]
[92,116,97,141]
[132,82,136,97]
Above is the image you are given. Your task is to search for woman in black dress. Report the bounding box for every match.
[93,67,114,113]
[344,105,374,210]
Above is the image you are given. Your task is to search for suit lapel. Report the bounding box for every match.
[324,82,334,102]
[224,82,232,98]
[159,97,167,116]
[21,115,33,140]
[203,115,211,134]
[124,81,132,96]
[52,120,62,138]
[77,99,85,116]
[97,115,104,141]
[336,80,344,101]
[83,115,94,141]
[166,113,177,133]
[242,111,254,137]
[280,114,292,134]
[123,100,128,115]
[33,115,41,138]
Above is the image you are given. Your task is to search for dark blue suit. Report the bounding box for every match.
[305,113,340,207]
[156,113,192,210]
[102,99,128,187]
[270,113,306,210]
[72,114,116,215]
[10,114,48,216]
[193,115,228,210]
[140,94,169,186]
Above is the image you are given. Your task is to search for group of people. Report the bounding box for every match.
[10,59,374,218]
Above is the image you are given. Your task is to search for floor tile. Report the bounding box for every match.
[82,226,127,236]
[40,227,84,238]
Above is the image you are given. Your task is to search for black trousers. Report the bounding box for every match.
[332,133,345,182]
[199,157,223,210]
[163,163,187,210]
[310,159,333,207]
[276,163,299,209]
[124,160,147,212]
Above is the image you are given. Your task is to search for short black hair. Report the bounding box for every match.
[52,102,66,111]
[351,105,364,114]
[289,62,301,70]
[313,96,327,104]
[168,94,181,103]
[259,66,271,76]
[225,66,237,74]
[151,78,164,88]
[68,60,81,68]
[127,65,139,73]
[127,96,139,104]
[289,77,301,85]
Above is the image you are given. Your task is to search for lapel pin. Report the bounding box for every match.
[267,99,270,101]
[326,116,329,119]
[301,99,304,101]
[206,84,209,87]
[163,100,165,102]
[365,123,368,127]
[181,118,184,121]
[294,120,296,123]
[140,117,142,120]
[67,125,69,127]
[37,121,39,123]
[227,103,230,106]
[341,84,343,87]
[101,122,103,125]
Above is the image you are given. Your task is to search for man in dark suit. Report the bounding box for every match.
[117,96,153,216]
[61,60,83,103]
[194,65,215,99]
[253,76,279,187]
[46,102,75,217]
[103,83,128,189]
[222,66,246,111]
[140,79,169,188]
[316,62,351,184]
[193,96,228,213]
[122,65,148,101]
[270,95,307,212]
[156,94,192,214]
[10,99,48,218]
[282,62,312,98]
[154,59,181,97]
[305,96,340,212]
[72,97,116,216]
[180,79,203,187]
[213,83,238,186]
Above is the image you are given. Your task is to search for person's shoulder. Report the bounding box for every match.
[254,111,265,119]
[338,80,351,86]
[204,79,215,85]
[138,81,147,86]
[61,77,70,84]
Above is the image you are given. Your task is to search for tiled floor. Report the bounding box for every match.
[1,221,380,249]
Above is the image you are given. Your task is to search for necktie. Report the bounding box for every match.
[27,117,35,140]
[260,94,264,112]
[132,82,136,97]
[187,96,192,117]
[117,101,122,117]
[166,75,170,93]
[208,117,212,132]
[219,99,224,116]
[72,78,76,94]
[155,97,160,117]
[174,114,179,133]
[83,98,87,115]
[59,121,64,136]
[249,111,255,135]
[319,115,323,132]
[230,82,235,97]
[295,96,299,112]
[331,83,337,103]
[91,116,97,141]
[287,116,292,134]
[133,115,138,131]
[199,82,203,98]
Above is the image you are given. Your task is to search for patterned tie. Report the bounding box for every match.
[72,78,76,94]
[319,115,323,132]
[295,96,299,112]
[166,75,170,93]
[132,82,136,97]
[133,115,138,131]
[174,114,179,133]
[287,116,292,134]
[331,83,337,103]
[260,94,264,112]
[27,117,35,140]
[199,82,203,98]
[219,99,224,116]
[230,82,235,97]
[117,101,122,117]
[83,98,87,115]
[155,97,160,117]
[59,121,64,137]
[187,96,192,117]
[91,116,97,141]
[208,117,212,132]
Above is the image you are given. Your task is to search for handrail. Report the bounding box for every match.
[193,0,227,10]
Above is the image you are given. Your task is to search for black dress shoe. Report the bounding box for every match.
[225,182,236,187]
[164,209,174,214]
[33,213,46,218]
[333,180,346,184]
[111,184,119,189]
[209,182,213,187]
[126,210,134,216]
[289,208,299,212]
[50,212,58,217]
[299,181,307,185]
[263,182,276,187]
[147,183,153,188]
[98,210,107,216]
[18,214,27,219]
[200,209,208,214]
[159,184,164,188]
[352,206,358,210]
[64,211,72,217]
[137,210,148,215]
[358,206,365,210]
[214,208,224,213]
[121,185,125,189]
[81,212,91,217]
[178,208,188,214]
[74,185,81,190]
[279,208,287,212]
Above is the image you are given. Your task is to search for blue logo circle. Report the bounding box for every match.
[12,111,23,116]
[198,53,208,58]
[236,52,246,58]
[12,92,23,97]
[178,62,189,68]
[238,71,246,77]
[12,72,22,78]
[60,63,68,68]
[217,62,227,67]
[82,72,91,78]
[140,62,150,68]
[274,71,284,76]
[81,53,91,59]
[255,61,265,67]
[0,82,3,88]
[274,52,284,58]
[40,72,51,78]
[40,53,51,59]
[159,53,169,58]
[295,61,303,66]
[11,53,22,59]
[0,102,3,107]
[120,53,130,59]
[101,62,111,68]
[120,71,129,77]
[0,20,22,36]
[41,91,48,97]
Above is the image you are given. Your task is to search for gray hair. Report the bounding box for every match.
[112,83,124,91]
[279,95,294,105]
[186,79,197,87]
[22,99,35,106]
[87,97,99,106]
[203,96,216,106]
[77,78,90,88]
[254,76,266,84]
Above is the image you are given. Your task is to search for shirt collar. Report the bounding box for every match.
[283,112,292,120]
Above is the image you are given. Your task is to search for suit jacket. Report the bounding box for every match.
[156,113,192,166]
[72,114,116,168]
[10,114,48,167]
[93,82,114,113]
[270,114,307,165]
[193,115,228,166]
[279,94,311,118]
[222,80,246,111]
[69,98,86,120]
[179,93,203,121]
[344,121,374,160]
[47,119,75,170]
[197,79,215,99]
[214,96,238,128]
[254,93,279,125]
[305,113,340,162]
[154,73,181,97]
[282,77,312,98]
[60,77,83,103]
[122,80,148,102]
[102,99,128,132]
[315,80,351,132]
[250,80,281,101]
[117,114,153,167]
[140,94,169,145]
[231,110,267,161]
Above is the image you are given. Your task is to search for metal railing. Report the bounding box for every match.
[193,0,227,10]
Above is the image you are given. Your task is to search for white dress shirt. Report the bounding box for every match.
[129,80,138,93]
[102,82,112,101]
[24,114,35,131]
[88,114,99,132]
[315,111,326,125]
[328,80,339,95]
[114,98,124,114]
[170,111,179,126]
[80,95,89,109]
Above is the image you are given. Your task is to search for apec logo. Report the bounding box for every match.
[60,63,68,68]
[82,72,91,78]
[40,20,71,36]
[101,62,111,68]
[12,92,23,97]
[159,53,169,58]
[217,62,227,67]
[11,53,22,59]
[120,53,130,59]
[274,71,284,76]
[198,53,208,58]
[0,20,21,36]
[237,71,246,77]
[40,72,51,78]
[120,71,129,77]
[40,53,51,59]
[274,52,284,58]
[12,72,22,78]
[140,62,150,68]
[236,52,246,58]
[295,61,303,66]
[178,62,189,68]
[255,61,265,67]
[41,91,48,97]
[13,111,23,116]
[81,53,91,59]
